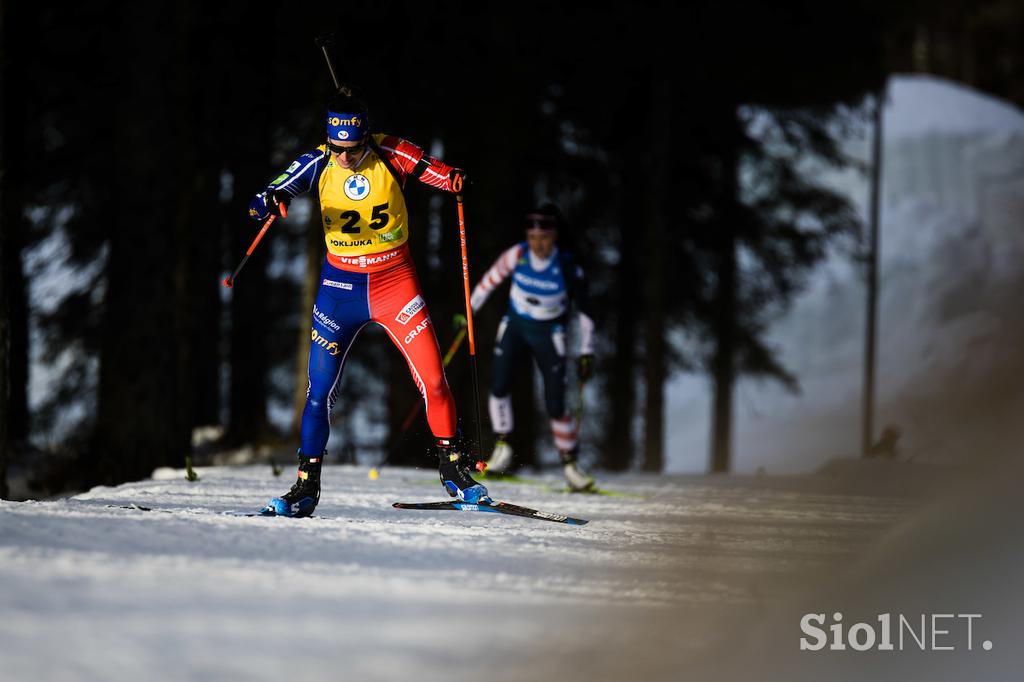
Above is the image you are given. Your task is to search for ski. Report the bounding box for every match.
[105,504,323,518]
[222,508,326,518]
[392,499,588,525]
[105,504,205,515]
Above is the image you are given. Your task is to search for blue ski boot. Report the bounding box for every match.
[263,452,322,517]
[436,438,489,503]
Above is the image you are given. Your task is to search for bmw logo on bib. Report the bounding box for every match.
[344,174,370,201]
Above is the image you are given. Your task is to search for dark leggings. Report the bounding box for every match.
[491,314,567,418]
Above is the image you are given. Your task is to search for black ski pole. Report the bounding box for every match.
[314,34,341,90]
[455,194,486,459]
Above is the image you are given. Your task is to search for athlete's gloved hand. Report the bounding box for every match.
[453,313,467,330]
[247,188,289,221]
[577,354,595,383]
[265,189,289,217]
[449,168,470,194]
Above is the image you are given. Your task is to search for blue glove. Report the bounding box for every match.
[247,189,288,221]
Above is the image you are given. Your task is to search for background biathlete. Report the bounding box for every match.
[246,89,488,516]
[463,204,597,491]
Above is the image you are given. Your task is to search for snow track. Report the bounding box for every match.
[1,465,922,681]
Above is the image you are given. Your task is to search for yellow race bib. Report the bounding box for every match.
[317,134,409,257]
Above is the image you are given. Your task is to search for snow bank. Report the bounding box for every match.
[885,74,1024,139]
[666,74,1024,474]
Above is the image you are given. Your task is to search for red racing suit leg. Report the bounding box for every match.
[355,248,457,440]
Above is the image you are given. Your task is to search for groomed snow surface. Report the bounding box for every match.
[4,461,1021,681]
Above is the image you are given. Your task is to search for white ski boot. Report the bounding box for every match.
[486,435,514,474]
[560,448,595,492]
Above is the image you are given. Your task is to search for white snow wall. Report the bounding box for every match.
[665,74,1024,473]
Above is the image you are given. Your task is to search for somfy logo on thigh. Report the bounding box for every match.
[322,279,353,290]
[311,329,341,357]
[800,612,991,652]
[395,295,426,324]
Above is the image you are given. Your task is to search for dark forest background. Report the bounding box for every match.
[1,0,1022,498]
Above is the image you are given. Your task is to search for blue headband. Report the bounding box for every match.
[326,111,367,142]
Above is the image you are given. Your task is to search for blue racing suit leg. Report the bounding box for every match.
[300,262,371,455]
[490,314,568,426]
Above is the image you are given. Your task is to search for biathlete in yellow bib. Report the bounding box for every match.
[246,89,488,516]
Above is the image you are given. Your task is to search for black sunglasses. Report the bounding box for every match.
[327,139,367,155]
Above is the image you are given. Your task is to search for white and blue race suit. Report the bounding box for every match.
[469,242,595,452]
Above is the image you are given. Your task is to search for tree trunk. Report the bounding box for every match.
[4,202,27,446]
[642,73,672,473]
[223,101,271,446]
[1,0,29,467]
[0,237,7,500]
[171,2,202,455]
[225,173,271,446]
[0,219,7,500]
[709,236,737,473]
[0,0,9,497]
[709,111,741,473]
[642,301,667,472]
[187,182,223,429]
[603,215,638,471]
[94,1,191,485]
